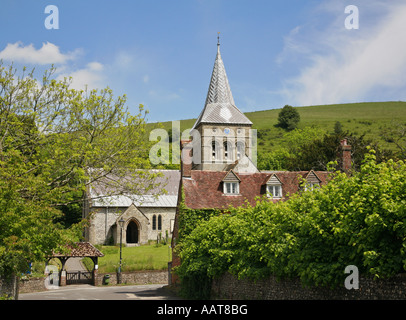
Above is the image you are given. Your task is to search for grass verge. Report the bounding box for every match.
[82,244,172,273]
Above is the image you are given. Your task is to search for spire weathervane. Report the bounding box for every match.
[217,32,220,46]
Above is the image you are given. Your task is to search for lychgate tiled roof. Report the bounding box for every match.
[53,242,104,257]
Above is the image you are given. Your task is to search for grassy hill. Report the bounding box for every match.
[147,101,406,154]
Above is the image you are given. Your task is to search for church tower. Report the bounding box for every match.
[190,36,258,173]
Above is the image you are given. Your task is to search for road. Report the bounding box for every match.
[19,283,182,300]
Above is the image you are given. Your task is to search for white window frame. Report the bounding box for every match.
[305,182,320,191]
[223,181,239,195]
[267,184,282,199]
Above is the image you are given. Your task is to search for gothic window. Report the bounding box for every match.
[158,215,162,231]
[212,140,219,160]
[236,141,245,160]
[152,215,156,230]
[223,141,233,161]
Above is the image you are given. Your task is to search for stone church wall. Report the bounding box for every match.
[139,207,176,242]
[87,206,176,245]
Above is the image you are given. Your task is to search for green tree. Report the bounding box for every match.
[0,63,160,289]
[276,105,300,131]
[285,131,394,171]
[381,120,406,159]
[334,121,343,134]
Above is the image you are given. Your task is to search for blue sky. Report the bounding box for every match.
[1,0,406,122]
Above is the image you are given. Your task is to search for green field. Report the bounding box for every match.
[148,101,406,154]
[85,244,172,273]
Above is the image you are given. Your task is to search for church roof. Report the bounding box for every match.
[89,169,180,208]
[191,41,252,130]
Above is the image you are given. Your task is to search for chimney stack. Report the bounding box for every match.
[180,140,192,178]
[340,139,352,174]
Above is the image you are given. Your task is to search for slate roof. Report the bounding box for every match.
[89,169,180,208]
[191,43,252,130]
[182,170,329,210]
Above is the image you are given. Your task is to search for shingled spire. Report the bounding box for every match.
[192,37,252,130]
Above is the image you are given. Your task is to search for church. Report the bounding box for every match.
[176,38,351,210]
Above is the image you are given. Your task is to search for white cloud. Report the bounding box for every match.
[57,62,106,91]
[280,1,406,106]
[0,42,80,65]
[113,51,135,70]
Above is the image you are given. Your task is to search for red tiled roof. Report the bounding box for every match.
[53,242,104,257]
[183,170,329,210]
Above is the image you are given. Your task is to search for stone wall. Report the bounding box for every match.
[19,277,46,294]
[212,272,406,300]
[11,270,167,296]
[95,270,168,286]
[0,276,19,299]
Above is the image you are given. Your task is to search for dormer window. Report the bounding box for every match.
[266,174,283,199]
[304,170,321,191]
[222,170,240,195]
[305,182,320,191]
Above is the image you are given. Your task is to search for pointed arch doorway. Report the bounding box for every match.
[126,220,139,244]
[115,204,149,245]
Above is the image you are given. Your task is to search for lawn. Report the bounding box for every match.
[83,244,172,273]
